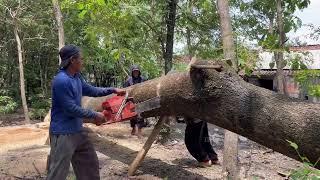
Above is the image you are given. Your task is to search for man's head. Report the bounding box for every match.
[131,65,141,78]
[59,45,83,73]
[132,70,140,78]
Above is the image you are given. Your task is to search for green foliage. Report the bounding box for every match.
[309,25,320,40]
[0,0,316,117]
[237,42,260,75]
[29,108,47,120]
[173,62,188,72]
[252,176,260,180]
[236,0,310,52]
[62,0,163,85]
[286,140,320,179]
[175,0,222,59]
[29,95,51,120]
[290,164,320,180]
[66,173,76,180]
[287,52,311,70]
[287,140,299,150]
[0,0,59,112]
[294,70,320,97]
[0,96,18,114]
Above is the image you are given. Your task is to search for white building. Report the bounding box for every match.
[258,44,320,69]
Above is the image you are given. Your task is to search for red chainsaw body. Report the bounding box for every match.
[102,95,137,124]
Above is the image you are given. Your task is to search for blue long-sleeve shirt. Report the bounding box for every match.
[50,70,115,134]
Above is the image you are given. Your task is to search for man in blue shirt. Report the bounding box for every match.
[47,45,125,180]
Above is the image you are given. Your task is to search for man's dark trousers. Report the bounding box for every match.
[47,131,99,180]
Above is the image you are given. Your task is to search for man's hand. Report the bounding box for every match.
[114,88,126,96]
[93,112,106,126]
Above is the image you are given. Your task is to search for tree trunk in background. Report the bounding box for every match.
[52,0,65,64]
[44,54,49,95]
[44,0,65,123]
[81,60,320,169]
[14,21,30,124]
[38,54,45,95]
[127,0,178,170]
[164,0,177,74]
[158,0,178,145]
[217,0,237,70]
[217,0,239,178]
[275,0,285,94]
[186,0,193,60]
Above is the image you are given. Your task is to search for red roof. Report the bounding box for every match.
[289,44,320,52]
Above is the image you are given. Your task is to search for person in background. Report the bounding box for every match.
[184,117,219,167]
[123,65,146,137]
[47,44,125,180]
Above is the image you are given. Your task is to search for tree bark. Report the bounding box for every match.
[38,54,45,95]
[217,0,237,70]
[14,21,30,124]
[82,60,320,169]
[186,0,193,61]
[157,0,178,145]
[275,0,285,94]
[164,0,177,74]
[45,0,65,124]
[217,0,239,178]
[52,0,65,64]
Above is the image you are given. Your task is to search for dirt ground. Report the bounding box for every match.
[0,116,304,180]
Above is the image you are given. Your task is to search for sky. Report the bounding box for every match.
[295,0,320,26]
[287,0,320,44]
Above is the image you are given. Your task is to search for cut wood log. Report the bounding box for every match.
[81,60,320,169]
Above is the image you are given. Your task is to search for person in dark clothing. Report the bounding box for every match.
[184,118,218,167]
[47,44,125,180]
[123,65,146,137]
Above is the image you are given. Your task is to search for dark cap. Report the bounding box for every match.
[130,65,140,72]
[59,44,80,69]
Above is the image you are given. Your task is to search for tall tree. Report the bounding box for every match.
[45,0,65,122]
[157,0,178,144]
[164,0,178,74]
[217,0,239,179]
[128,0,179,174]
[185,0,193,60]
[52,0,65,64]
[275,0,285,94]
[7,2,30,123]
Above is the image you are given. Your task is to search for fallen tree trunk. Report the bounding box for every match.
[82,60,320,169]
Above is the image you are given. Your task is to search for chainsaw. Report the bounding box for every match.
[101,91,160,124]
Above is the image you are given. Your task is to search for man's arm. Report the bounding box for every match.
[123,78,131,88]
[56,80,98,119]
[81,78,116,97]
[141,76,147,83]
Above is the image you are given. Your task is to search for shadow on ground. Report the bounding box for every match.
[87,128,213,180]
